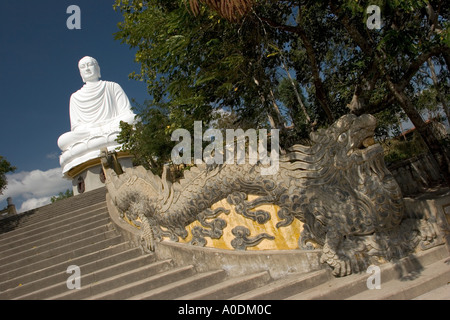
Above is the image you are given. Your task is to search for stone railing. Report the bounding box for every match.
[388,153,443,196]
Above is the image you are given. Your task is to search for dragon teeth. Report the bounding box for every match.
[362,137,375,148]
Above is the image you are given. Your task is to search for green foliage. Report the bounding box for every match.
[116,105,177,175]
[384,144,418,164]
[0,156,16,195]
[113,0,285,127]
[50,189,74,203]
[383,132,428,164]
[113,0,450,172]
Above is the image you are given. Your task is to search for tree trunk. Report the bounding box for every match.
[281,58,311,124]
[427,58,450,122]
[259,15,335,124]
[296,27,334,124]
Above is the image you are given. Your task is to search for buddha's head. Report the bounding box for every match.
[78,56,101,83]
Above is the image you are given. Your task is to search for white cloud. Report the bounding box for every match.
[19,197,53,212]
[0,168,72,213]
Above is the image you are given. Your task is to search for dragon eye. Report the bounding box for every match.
[338,133,347,142]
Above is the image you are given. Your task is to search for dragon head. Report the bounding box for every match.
[311,114,383,170]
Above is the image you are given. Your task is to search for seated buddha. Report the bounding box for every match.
[58,56,136,175]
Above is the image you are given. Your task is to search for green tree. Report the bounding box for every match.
[114,0,289,129]
[190,0,450,163]
[50,189,74,203]
[114,0,450,179]
[113,0,294,168]
[0,156,16,195]
[326,0,450,181]
[116,107,176,175]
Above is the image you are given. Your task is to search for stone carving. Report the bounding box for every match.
[101,150,155,253]
[231,226,275,251]
[227,192,272,224]
[58,56,136,176]
[190,207,230,246]
[101,114,441,276]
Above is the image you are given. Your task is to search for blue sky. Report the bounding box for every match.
[0,1,149,212]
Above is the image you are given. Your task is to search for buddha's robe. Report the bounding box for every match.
[58,80,135,151]
[57,80,136,175]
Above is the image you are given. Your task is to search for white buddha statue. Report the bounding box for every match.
[58,56,136,176]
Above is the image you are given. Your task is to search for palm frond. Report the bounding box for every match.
[188,0,255,22]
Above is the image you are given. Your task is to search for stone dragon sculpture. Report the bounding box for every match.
[101,114,439,276]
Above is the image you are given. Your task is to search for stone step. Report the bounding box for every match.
[48,257,170,300]
[0,204,107,249]
[10,253,159,300]
[231,269,331,300]
[285,245,448,300]
[126,269,227,300]
[0,214,110,260]
[0,244,140,292]
[0,230,119,275]
[413,283,450,300]
[0,188,107,236]
[0,223,115,266]
[0,202,107,246]
[86,263,195,300]
[348,258,450,300]
[176,271,271,300]
[0,235,123,281]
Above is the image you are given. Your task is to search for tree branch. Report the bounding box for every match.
[398,45,450,90]
[259,15,334,123]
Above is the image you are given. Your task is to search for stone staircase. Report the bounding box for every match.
[0,188,273,300]
[0,187,448,300]
[233,245,449,300]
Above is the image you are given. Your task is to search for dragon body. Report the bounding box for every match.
[102,114,438,276]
